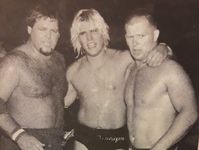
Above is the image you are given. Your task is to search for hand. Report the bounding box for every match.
[146,43,169,67]
[129,135,135,145]
[16,132,45,150]
[61,129,75,146]
[63,129,74,140]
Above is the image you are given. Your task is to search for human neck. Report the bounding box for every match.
[26,40,52,61]
[135,43,158,68]
[135,60,147,69]
[85,47,107,69]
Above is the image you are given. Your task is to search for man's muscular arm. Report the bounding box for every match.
[64,66,78,108]
[0,56,44,150]
[0,56,22,136]
[146,43,173,67]
[63,66,78,144]
[125,64,138,146]
[151,60,198,150]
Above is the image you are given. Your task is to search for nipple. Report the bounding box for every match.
[107,84,116,90]
[91,87,99,92]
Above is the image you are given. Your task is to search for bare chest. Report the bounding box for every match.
[134,68,166,105]
[73,64,126,96]
[18,59,66,98]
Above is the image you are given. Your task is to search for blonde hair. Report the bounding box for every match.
[70,9,110,58]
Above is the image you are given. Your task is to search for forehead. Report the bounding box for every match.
[34,17,59,28]
[126,16,153,34]
[78,21,99,32]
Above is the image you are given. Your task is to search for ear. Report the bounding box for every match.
[153,29,160,42]
[27,26,32,35]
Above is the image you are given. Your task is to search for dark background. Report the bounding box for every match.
[0,0,199,149]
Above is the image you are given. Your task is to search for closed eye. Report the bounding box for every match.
[38,27,47,31]
[79,31,86,36]
[91,29,98,33]
[51,29,59,33]
[137,34,145,38]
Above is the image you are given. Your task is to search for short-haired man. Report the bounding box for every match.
[125,9,198,150]
[64,9,170,150]
[0,3,66,150]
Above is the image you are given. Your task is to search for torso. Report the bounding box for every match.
[6,49,67,128]
[70,49,133,129]
[133,61,176,148]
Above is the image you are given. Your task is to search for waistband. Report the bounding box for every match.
[75,123,128,135]
[24,128,64,136]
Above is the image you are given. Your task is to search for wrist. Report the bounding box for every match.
[11,128,26,142]
[159,42,173,57]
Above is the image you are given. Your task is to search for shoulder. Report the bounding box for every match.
[0,49,26,75]
[158,59,190,82]
[106,48,133,63]
[160,59,185,73]
[0,48,27,67]
[106,48,130,58]
[66,57,84,80]
[52,51,66,67]
[53,51,65,62]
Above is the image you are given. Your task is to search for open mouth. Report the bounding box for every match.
[87,42,96,49]
[133,49,141,54]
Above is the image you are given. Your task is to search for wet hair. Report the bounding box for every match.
[26,2,60,28]
[125,8,157,28]
[70,9,110,58]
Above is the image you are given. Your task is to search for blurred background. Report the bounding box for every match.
[0,0,199,149]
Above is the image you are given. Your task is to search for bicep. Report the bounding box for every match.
[125,68,137,107]
[166,63,196,112]
[0,62,19,101]
[64,70,77,107]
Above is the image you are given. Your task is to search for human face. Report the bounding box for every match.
[78,21,105,57]
[28,17,60,56]
[125,16,159,62]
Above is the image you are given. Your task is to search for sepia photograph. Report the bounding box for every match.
[0,0,199,149]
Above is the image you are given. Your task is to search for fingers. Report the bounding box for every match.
[31,137,45,150]
[147,51,165,67]
[33,141,45,150]
[17,134,45,150]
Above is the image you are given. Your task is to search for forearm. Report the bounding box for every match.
[0,113,21,138]
[127,105,134,142]
[64,83,77,108]
[159,43,173,58]
[152,110,198,150]
[64,97,76,108]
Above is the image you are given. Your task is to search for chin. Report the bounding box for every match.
[39,48,54,56]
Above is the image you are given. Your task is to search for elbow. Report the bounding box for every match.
[64,96,76,109]
[191,105,198,123]
[187,109,198,126]
[64,97,69,108]
[192,110,198,124]
[64,102,70,109]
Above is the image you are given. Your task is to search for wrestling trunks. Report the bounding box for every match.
[74,123,129,150]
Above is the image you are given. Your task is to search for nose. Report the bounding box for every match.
[132,36,139,47]
[86,32,93,41]
[45,31,52,39]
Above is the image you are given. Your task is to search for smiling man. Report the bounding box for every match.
[64,9,171,150]
[0,3,66,150]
